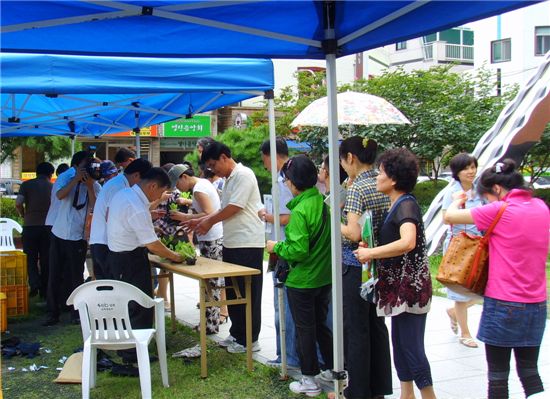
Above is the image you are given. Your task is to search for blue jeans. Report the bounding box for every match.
[477,297,547,347]
[273,273,300,367]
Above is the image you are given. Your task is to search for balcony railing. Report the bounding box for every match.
[423,43,433,60]
[446,44,474,61]
[423,42,474,63]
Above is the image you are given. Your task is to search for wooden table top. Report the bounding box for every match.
[149,254,261,280]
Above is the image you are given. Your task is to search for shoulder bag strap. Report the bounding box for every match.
[467,202,507,289]
[481,202,508,243]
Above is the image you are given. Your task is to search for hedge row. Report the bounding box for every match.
[412,180,550,212]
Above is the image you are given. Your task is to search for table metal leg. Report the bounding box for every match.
[245,275,253,372]
[169,272,175,333]
[199,279,208,378]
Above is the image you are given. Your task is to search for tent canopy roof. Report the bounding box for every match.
[0,53,274,137]
[1,1,540,59]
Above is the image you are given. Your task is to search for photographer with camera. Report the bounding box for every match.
[43,150,102,326]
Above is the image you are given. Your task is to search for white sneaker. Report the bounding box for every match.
[317,369,333,382]
[289,376,322,397]
[218,335,236,347]
[226,340,261,354]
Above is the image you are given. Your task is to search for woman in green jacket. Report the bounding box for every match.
[266,154,332,398]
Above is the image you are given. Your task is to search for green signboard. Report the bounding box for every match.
[162,115,211,137]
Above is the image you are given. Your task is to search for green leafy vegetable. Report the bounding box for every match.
[169,203,179,211]
[173,241,196,260]
[180,192,192,200]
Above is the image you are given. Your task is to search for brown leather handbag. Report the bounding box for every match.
[436,203,507,295]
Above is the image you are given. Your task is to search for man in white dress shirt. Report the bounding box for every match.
[106,167,183,332]
[89,158,152,279]
[44,151,101,326]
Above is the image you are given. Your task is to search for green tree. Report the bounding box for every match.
[1,136,77,163]
[344,66,516,179]
[276,65,516,179]
[185,125,271,195]
[274,70,327,139]
[521,125,550,182]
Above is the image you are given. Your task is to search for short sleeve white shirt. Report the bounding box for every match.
[51,167,101,241]
[89,173,130,245]
[221,163,265,248]
[107,185,158,252]
[45,175,64,227]
[192,178,223,241]
[268,174,293,241]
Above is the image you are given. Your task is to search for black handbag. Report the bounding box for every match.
[274,204,328,287]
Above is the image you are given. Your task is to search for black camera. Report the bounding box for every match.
[85,158,102,180]
[85,146,101,180]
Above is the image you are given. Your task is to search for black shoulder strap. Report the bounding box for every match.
[309,204,328,248]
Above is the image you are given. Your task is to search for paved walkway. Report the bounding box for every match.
[167,268,549,399]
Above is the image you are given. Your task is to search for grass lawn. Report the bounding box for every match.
[1,298,322,399]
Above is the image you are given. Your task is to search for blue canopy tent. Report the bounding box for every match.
[1,53,274,154]
[2,1,542,394]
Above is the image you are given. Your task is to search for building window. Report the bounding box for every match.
[491,39,511,63]
[395,41,407,51]
[535,26,550,56]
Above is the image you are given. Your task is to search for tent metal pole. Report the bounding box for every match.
[71,135,75,156]
[135,131,141,158]
[326,52,345,399]
[134,107,141,158]
[267,92,287,377]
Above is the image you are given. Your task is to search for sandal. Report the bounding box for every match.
[459,337,478,348]
[446,308,458,335]
[219,314,229,325]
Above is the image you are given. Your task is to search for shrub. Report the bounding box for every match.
[0,197,24,225]
[412,180,449,213]
[534,188,550,208]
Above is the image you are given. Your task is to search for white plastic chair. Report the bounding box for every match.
[0,218,22,251]
[67,280,169,399]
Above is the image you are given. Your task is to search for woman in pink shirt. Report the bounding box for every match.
[444,159,549,399]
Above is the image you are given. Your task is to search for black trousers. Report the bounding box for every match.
[90,243,110,280]
[287,284,333,376]
[47,234,87,319]
[22,225,51,295]
[343,265,392,399]
[222,246,263,346]
[107,247,153,329]
[486,344,543,399]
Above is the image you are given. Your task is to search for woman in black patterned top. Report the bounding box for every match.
[355,148,435,399]
[339,136,392,399]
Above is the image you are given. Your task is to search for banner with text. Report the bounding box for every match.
[162,115,211,137]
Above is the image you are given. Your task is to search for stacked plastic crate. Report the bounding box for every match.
[0,250,28,330]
